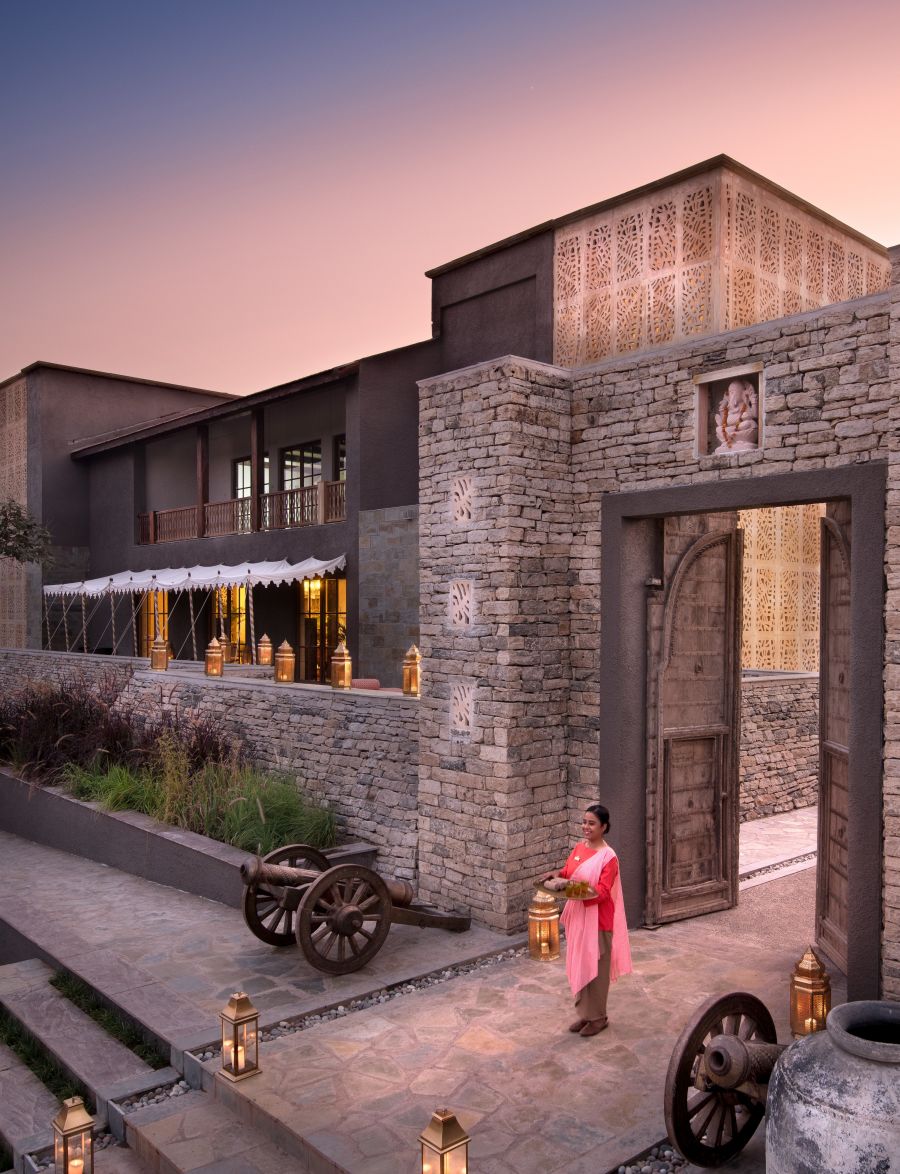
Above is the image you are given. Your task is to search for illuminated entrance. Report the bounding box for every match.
[299,575,347,682]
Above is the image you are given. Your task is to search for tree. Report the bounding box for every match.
[0,499,51,564]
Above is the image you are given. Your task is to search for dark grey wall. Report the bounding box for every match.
[146,430,197,511]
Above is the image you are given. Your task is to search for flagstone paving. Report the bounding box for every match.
[738,803,817,875]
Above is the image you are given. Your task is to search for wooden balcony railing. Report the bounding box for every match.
[138,481,346,544]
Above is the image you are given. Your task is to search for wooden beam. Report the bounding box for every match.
[250,409,265,531]
[196,424,208,538]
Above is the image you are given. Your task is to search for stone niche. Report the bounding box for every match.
[694,363,763,457]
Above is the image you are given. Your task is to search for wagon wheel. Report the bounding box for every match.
[664,991,777,1167]
[296,864,391,975]
[242,843,329,947]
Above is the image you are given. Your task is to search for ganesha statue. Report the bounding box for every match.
[714,378,759,453]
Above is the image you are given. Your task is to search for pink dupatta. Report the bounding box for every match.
[559,844,632,997]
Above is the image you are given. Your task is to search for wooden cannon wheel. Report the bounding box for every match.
[664,991,777,1168]
[242,843,330,947]
[296,864,392,974]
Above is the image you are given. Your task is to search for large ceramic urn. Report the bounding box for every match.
[766,1000,900,1172]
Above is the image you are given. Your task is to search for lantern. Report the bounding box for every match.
[218,991,260,1081]
[149,634,168,671]
[403,644,421,697]
[790,945,831,1037]
[527,886,560,961]
[52,1096,94,1174]
[274,640,295,683]
[330,641,352,689]
[257,633,273,666]
[419,1109,469,1174]
[205,637,225,677]
[220,635,232,664]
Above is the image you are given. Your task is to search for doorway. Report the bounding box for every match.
[599,466,885,999]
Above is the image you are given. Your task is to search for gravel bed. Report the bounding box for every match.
[116,1078,192,1115]
[741,850,816,882]
[192,945,528,1061]
[610,1140,687,1173]
[30,1132,119,1170]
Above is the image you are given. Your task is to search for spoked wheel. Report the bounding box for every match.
[296,864,391,974]
[664,991,777,1167]
[242,843,329,947]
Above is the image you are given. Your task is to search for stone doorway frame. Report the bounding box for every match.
[599,464,885,1000]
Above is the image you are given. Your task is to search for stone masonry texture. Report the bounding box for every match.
[357,505,420,689]
[740,674,818,821]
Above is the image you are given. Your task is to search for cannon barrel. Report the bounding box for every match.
[705,1034,786,1090]
[241,857,415,907]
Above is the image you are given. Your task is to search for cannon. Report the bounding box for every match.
[664,991,787,1167]
[240,844,470,975]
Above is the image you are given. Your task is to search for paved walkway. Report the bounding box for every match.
[739,804,817,875]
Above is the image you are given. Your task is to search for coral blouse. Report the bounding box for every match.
[560,845,619,931]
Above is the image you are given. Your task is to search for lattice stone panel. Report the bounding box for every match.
[451,477,474,525]
[739,504,824,672]
[450,682,474,738]
[554,165,891,367]
[0,378,29,649]
[449,580,473,628]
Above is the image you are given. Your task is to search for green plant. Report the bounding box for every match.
[49,973,168,1069]
[0,498,51,564]
[0,1007,89,1107]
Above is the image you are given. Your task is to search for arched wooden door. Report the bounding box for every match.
[816,504,851,973]
[645,519,742,926]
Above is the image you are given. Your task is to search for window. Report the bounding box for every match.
[211,585,250,663]
[299,574,346,683]
[333,435,346,482]
[233,456,270,498]
[282,442,321,491]
[139,591,169,656]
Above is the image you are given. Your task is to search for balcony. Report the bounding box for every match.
[137,480,347,545]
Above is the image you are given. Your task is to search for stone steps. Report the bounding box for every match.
[123,1090,311,1173]
[0,1040,58,1172]
[0,960,179,1126]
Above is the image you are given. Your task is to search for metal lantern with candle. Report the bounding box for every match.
[274,640,295,683]
[257,633,273,666]
[219,991,260,1081]
[330,641,352,689]
[52,1096,95,1174]
[789,945,831,1037]
[403,644,421,697]
[419,1108,469,1174]
[149,633,169,671]
[527,886,560,961]
[205,637,225,677]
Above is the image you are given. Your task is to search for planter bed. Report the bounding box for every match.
[0,769,376,908]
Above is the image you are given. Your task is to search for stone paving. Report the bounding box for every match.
[738,804,817,875]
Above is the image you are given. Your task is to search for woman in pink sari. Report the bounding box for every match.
[541,804,632,1037]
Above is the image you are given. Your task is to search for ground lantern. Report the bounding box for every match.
[205,637,224,676]
[790,945,831,1037]
[219,991,260,1081]
[52,1096,95,1174]
[330,641,352,689]
[274,640,295,683]
[419,1108,469,1174]
[149,633,168,671]
[257,633,273,665]
[527,887,560,960]
[403,644,421,697]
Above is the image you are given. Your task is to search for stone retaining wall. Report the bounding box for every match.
[0,650,420,879]
[740,673,819,820]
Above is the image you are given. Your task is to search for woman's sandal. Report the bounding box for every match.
[568,1018,588,1033]
[579,1017,609,1037]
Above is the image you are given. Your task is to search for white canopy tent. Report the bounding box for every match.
[42,556,347,662]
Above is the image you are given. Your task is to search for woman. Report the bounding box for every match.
[541,804,632,1037]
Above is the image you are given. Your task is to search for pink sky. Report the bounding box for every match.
[3,0,899,396]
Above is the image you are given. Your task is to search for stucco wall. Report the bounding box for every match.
[740,673,819,821]
[0,650,419,879]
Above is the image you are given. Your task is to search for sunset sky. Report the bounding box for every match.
[3,0,899,396]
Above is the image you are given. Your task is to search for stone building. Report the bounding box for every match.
[1,155,898,1000]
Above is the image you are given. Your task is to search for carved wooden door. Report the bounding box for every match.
[645,517,742,926]
[816,503,851,973]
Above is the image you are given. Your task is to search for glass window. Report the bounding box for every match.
[139,591,169,656]
[282,442,322,491]
[299,574,347,683]
[211,585,250,663]
[233,456,270,498]
[333,435,346,482]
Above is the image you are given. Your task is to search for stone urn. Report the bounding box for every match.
[766,1000,900,1173]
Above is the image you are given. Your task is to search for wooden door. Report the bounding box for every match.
[816,503,851,973]
[645,518,742,925]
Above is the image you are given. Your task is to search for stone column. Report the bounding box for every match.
[884,247,900,999]
[417,358,574,932]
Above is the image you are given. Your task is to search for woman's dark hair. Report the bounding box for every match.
[585,803,610,832]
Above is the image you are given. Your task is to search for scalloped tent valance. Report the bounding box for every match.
[42,556,347,598]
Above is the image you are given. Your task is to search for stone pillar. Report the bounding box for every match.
[417,358,574,932]
[884,246,900,999]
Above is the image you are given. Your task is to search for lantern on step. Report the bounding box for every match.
[419,1109,470,1174]
[528,886,560,961]
[790,945,831,1037]
[274,640,295,683]
[257,633,273,666]
[52,1096,95,1174]
[219,991,260,1081]
[403,644,421,697]
[150,634,168,671]
[330,641,352,689]
[205,637,225,677]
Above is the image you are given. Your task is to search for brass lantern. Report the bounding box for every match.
[790,945,831,1037]
[257,633,273,666]
[330,641,352,689]
[527,886,560,961]
[419,1108,470,1174]
[205,637,225,677]
[403,644,421,697]
[149,634,168,671]
[274,640,295,683]
[52,1096,95,1174]
[219,991,260,1081]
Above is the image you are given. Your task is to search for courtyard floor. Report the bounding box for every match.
[0,806,829,1172]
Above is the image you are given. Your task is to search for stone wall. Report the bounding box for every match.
[740,673,819,821]
[358,505,420,688]
[0,650,420,879]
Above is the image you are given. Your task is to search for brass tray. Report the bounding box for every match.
[537,883,597,901]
